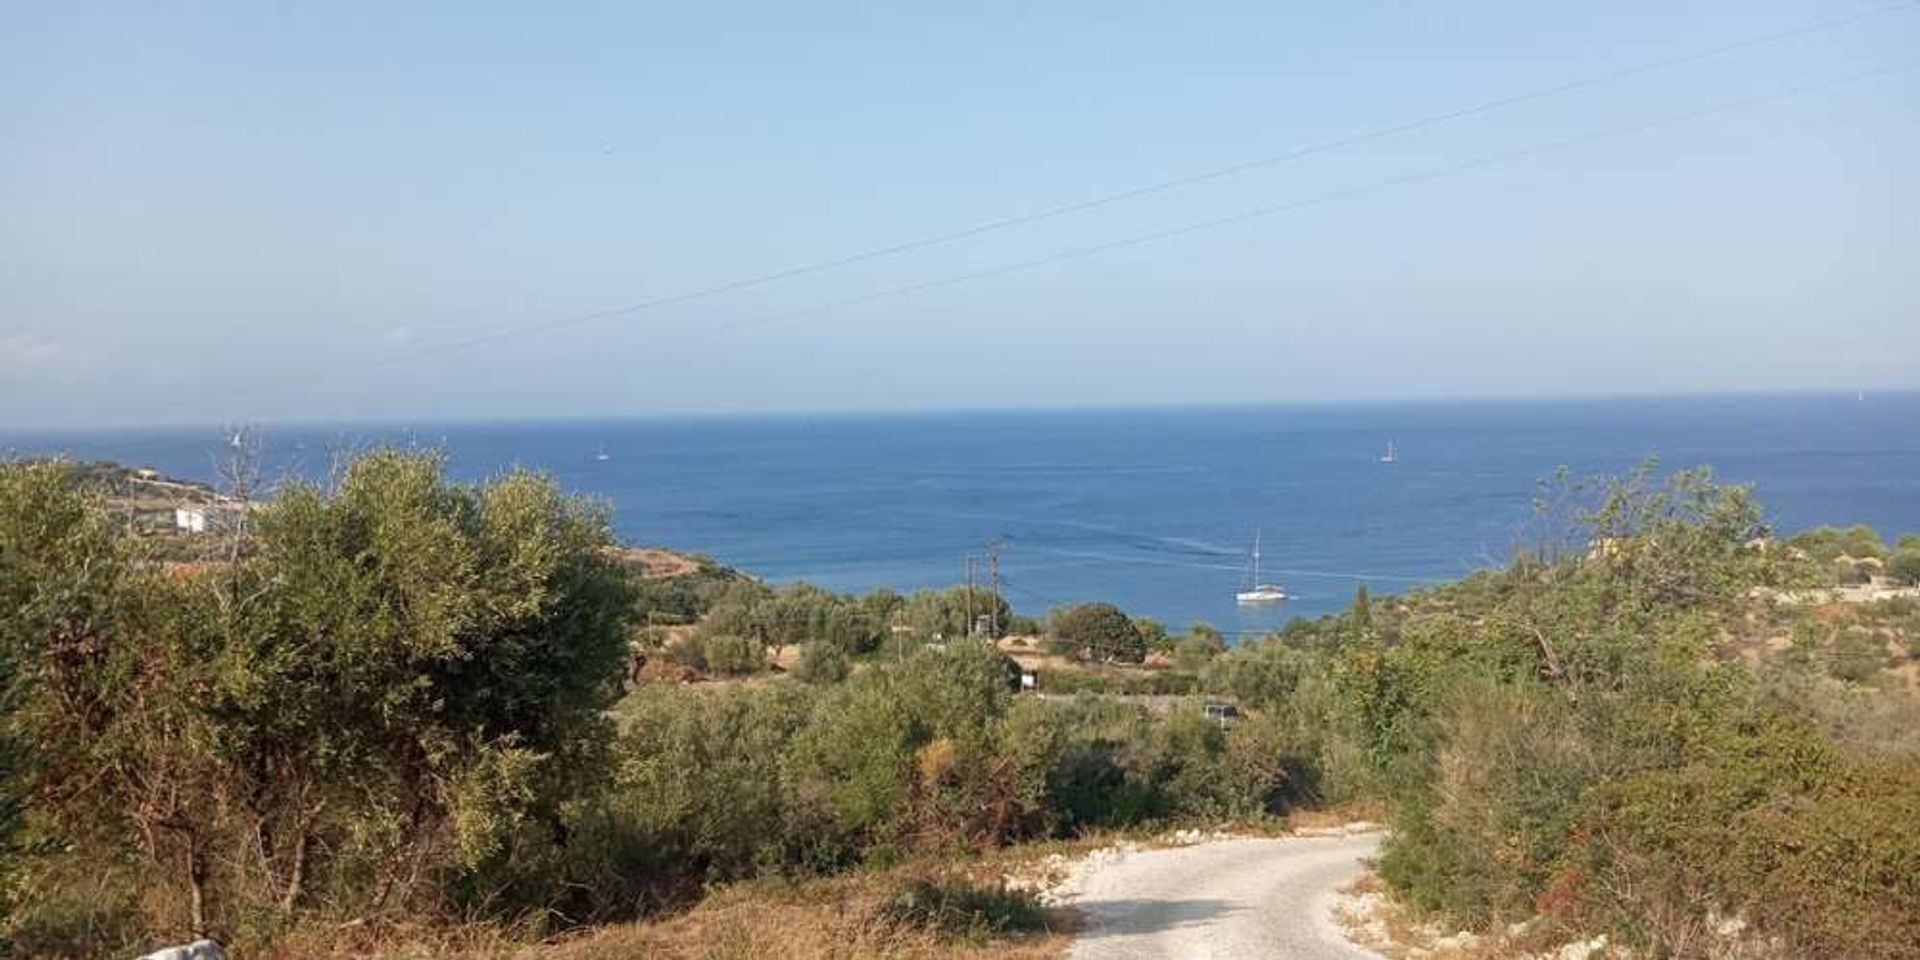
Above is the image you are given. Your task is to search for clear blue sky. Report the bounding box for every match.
[3,1,1916,428]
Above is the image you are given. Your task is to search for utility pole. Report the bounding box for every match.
[963,554,976,638]
[985,537,1004,638]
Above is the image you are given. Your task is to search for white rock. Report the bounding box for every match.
[1555,934,1610,960]
[136,941,224,960]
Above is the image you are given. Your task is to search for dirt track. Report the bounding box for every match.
[1066,833,1382,960]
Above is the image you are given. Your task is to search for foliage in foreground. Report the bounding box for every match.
[0,452,635,956]
[7,451,1917,959]
[567,643,1290,920]
[1204,466,1920,959]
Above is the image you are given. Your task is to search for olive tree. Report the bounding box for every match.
[1,451,634,945]
[1049,602,1146,663]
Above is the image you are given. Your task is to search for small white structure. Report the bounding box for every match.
[1020,671,1037,691]
[174,507,207,534]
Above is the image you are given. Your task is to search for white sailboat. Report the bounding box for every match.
[593,443,612,462]
[1236,528,1289,604]
[1380,440,1398,464]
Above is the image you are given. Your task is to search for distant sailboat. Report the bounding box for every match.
[1235,528,1289,604]
[593,443,612,462]
[1380,440,1398,464]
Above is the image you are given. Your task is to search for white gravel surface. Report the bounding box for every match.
[1065,832,1384,960]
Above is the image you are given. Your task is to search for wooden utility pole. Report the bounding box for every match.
[963,554,976,638]
[985,537,1004,638]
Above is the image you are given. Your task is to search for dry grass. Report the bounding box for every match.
[255,857,1073,960]
[1284,800,1388,832]
[614,546,703,580]
[524,878,1068,960]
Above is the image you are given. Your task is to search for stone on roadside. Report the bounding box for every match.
[135,941,224,960]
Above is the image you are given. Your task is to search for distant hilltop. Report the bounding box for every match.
[27,458,223,503]
[20,456,730,580]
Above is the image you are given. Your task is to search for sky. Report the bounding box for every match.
[3,1,1917,429]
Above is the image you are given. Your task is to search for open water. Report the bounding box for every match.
[7,393,1917,634]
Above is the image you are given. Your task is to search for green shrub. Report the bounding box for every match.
[788,642,1024,852]
[1787,523,1890,563]
[1049,603,1145,663]
[1724,758,1920,959]
[1133,616,1172,654]
[1032,669,1112,695]
[794,639,851,683]
[666,633,708,671]
[900,586,1010,640]
[1,451,636,944]
[1173,631,1228,672]
[568,684,819,916]
[1204,640,1309,707]
[1828,628,1887,683]
[701,634,767,676]
[883,877,1050,938]
[628,556,753,625]
[1835,558,1876,585]
[1378,683,1591,925]
[1889,549,1920,586]
[1757,657,1920,760]
[1578,724,1920,959]
[1367,466,1851,946]
[1117,670,1201,696]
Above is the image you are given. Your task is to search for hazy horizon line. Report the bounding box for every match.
[4,384,1914,438]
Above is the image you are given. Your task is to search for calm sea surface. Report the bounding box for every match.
[7,394,1918,634]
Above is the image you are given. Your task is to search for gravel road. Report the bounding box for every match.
[1066,833,1383,960]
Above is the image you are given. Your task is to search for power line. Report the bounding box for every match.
[180,56,1916,418]
[680,59,1915,341]
[278,3,1920,379]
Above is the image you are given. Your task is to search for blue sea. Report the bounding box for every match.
[6,394,1917,635]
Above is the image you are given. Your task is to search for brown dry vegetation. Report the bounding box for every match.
[526,875,1068,960]
[615,546,704,580]
[257,857,1075,960]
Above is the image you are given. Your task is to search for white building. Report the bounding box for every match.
[174,507,207,534]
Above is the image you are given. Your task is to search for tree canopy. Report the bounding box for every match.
[0,451,634,948]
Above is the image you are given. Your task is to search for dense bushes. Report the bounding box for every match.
[0,452,635,954]
[627,554,750,625]
[1784,522,1920,586]
[1571,738,1920,958]
[3,453,1268,951]
[1236,467,1920,959]
[566,643,1290,916]
[1890,548,1920,586]
[899,586,1011,640]
[13,449,1914,957]
[1786,522,1889,562]
[662,580,1007,678]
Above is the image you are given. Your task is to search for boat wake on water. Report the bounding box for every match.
[1018,545,1426,584]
